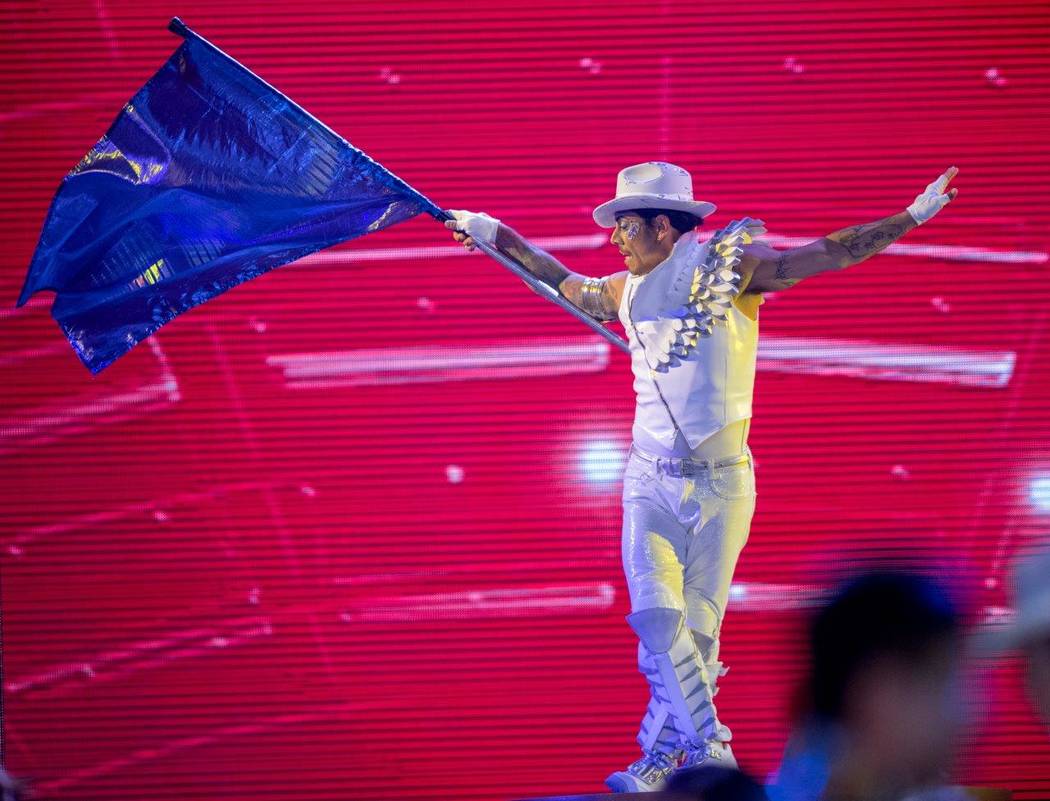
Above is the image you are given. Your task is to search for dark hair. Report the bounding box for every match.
[808,571,959,722]
[619,207,703,235]
[665,765,769,801]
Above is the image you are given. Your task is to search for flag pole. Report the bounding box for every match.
[435,229,631,355]
[167,18,629,356]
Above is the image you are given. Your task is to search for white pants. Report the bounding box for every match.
[620,441,757,745]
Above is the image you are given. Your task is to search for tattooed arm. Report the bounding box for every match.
[495,223,625,317]
[740,210,918,294]
[494,224,627,318]
[741,167,960,294]
[446,213,627,319]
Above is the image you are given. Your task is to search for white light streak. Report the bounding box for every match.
[268,338,611,389]
[758,336,1015,388]
[727,581,826,611]
[1030,475,1050,512]
[340,581,616,622]
[580,440,627,483]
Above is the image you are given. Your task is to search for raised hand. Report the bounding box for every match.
[906,166,959,226]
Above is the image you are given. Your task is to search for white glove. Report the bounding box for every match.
[906,166,959,225]
[447,209,501,244]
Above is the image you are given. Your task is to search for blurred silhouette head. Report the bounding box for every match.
[808,571,964,787]
[664,764,769,801]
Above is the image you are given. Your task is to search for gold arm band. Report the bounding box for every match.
[579,276,616,321]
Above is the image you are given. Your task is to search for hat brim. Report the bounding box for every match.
[593,196,717,228]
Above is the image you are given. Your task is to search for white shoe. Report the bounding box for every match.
[605,750,681,793]
[679,739,738,771]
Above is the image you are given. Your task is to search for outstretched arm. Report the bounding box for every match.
[445,211,627,320]
[495,225,628,319]
[741,210,918,293]
[742,167,959,294]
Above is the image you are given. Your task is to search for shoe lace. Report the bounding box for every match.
[634,750,678,774]
[682,738,731,767]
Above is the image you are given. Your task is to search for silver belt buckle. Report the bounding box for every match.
[667,458,704,478]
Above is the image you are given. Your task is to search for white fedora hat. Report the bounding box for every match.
[592,161,717,228]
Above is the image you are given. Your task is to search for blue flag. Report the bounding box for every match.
[16,22,443,374]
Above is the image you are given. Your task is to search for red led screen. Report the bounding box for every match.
[1,1,1048,798]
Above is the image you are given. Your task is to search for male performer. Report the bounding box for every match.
[446,161,959,792]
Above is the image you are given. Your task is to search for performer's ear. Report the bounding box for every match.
[654,214,672,241]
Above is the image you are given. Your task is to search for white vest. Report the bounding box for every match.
[617,236,759,455]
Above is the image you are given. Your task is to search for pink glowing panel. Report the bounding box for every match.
[267,338,612,389]
[758,336,1015,388]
